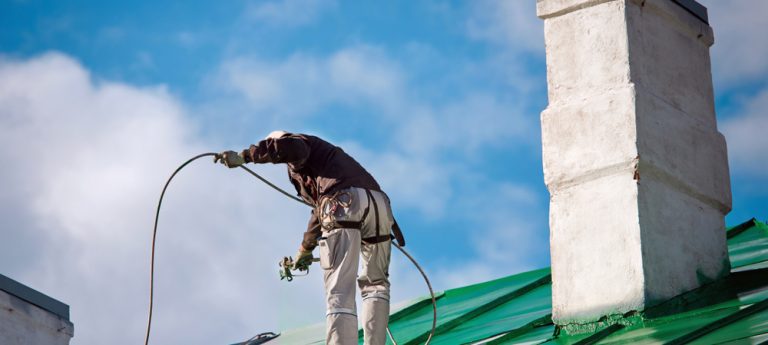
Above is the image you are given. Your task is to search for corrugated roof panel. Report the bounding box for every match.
[490,324,556,345]
[694,300,768,344]
[742,332,768,343]
[428,284,552,344]
[261,217,768,345]
[384,268,551,344]
[590,219,768,345]
[590,307,737,344]
[728,219,768,269]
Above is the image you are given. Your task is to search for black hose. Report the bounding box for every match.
[389,241,437,345]
[240,165,309,206]
[145,152,217,345]
[145,154,437,345]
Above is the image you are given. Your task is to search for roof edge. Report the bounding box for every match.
[0,273,70,321]
[671,0,709,24]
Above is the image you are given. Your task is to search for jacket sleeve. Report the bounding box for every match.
[242,136,310,166]
[301,209,322,251]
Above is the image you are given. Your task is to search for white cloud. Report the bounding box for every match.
[216,44,541,222]
[217,45,405,118]
[0,52,325,345]
[218,44,537,155]
[466,0,544,55]
[439,180,548,286]
[0,44,548,343]
[175,31,202,48]
[699,0,768,88]
[339,141,453,219]
[721,88,768,176]
[395,93,535,157]
[211,39,551,312]
[0,50,543,345]
[431,196,548,289]
[245,0,337,28]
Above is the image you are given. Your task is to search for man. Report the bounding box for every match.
[216,131,404,345]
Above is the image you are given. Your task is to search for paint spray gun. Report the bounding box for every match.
[278,256,320,281]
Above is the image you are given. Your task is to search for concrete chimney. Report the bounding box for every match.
[536,0,732,326]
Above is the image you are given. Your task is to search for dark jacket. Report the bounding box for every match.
[242,133,382,250]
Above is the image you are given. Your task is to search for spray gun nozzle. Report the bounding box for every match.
[279,256,295,281]
[278,256,320,281]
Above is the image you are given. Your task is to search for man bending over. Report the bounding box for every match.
[216,131,405,345]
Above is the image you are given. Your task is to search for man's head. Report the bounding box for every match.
[266,130,290,139]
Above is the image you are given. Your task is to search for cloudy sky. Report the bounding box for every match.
[0,1,766,344]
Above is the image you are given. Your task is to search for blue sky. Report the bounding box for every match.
[1,1,766,344]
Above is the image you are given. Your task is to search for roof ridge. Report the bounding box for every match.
[727,217,758,239]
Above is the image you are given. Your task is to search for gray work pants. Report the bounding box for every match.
[318,188,392,345]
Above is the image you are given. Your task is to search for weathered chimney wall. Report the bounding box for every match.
[537,0,731,325]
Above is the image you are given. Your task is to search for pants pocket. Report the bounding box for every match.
[319,230,341,270]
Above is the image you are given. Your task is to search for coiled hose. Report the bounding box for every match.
[145,153,437,345]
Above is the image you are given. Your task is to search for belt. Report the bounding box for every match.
[362,234,395,245]
[321,189,406,247]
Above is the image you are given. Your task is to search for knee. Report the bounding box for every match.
[361,290,390,302]
[326,307,358,318]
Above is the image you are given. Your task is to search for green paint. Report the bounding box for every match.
[695,268,714,286]
[665,298,768,345]
[264,217,768,345]
[557,312,645,336]
[405,275,552,345]
[696,299,768,344]
[388,268,551,345]
[728,219,768,269]
[726,218,758,239]
[485,314,553,345]
[494,324,556,345]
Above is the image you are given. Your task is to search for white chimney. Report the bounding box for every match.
[536,0,732,326]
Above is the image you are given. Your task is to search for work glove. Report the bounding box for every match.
[214,150,245,168]
[292,249,314,271]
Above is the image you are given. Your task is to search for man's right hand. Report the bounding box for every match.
[214,150,245,168]
[293,248,314,271]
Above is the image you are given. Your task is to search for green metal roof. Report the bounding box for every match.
[255,218,768,344]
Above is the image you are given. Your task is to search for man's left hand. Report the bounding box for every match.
[214,150,245,168]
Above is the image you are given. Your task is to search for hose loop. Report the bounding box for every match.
[146,154,437,345]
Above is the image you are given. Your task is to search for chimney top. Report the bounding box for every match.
[671,0,708,24]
